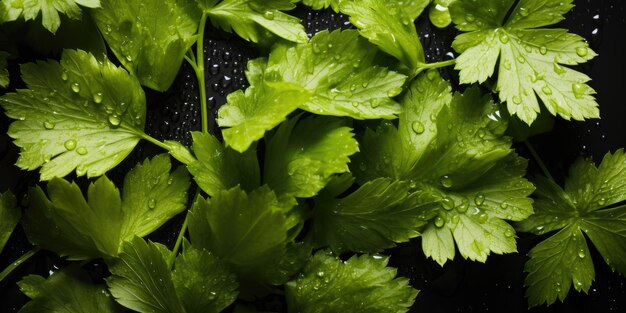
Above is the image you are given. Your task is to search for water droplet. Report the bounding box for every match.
[499,32,510,44]
[502,60,512,70]
[71,82,80,93]
[441,197,455,210]
[93,92,103,104]
[465,13,475,22]
[539,46,548,55]
[575,46,588,57]
[148,198,157,209]
[516,56,526,63]
[542,85,553,95]
[597,197,607,206]
[477,212,489,223]
[518,7,529,17]
[316,271,325,277]
[43,120,55,129]
[578,249,586,259]
[76,147,88,155]
[572,83,586,99]
[263,11,275,20]
[412,121,425,134]
[108,115,121,127]
[553,62,566,75]
[440,175,453,188]
[512,95,522,104]
[477,129,486,138]
[504,229,515,237]
[61,71,69,81]
[434,216,445,228]
[64,139,77,151]
[474,194,485,205]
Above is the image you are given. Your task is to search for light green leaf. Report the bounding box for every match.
[217,81,311,153]
[23,154,189,260]
[188,186,296,285]
[92,0,200,91]
[301,0,342,11]
[188,131,260,196]
[18,265,121,313]
[339,0,427,71]
[285,252,418,313]
[0,0,100,33]
[172,245,239,313]
[263,29,406,119]
[0,190,20,254]
[107,237,185,313]
[518,150,626,307]
[312,178,438,253]
[264,115,359,199]
[204,0,308,43]
[449,0,598,124]
[353,71,534,265]
[0,49,145,180]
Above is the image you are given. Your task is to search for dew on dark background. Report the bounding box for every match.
[1,1,626,312]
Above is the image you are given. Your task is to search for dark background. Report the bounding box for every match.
[1,0,625,312]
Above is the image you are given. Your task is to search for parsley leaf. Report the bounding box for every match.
[92,0,200,91]
[285,251,418,313]
[264,115,359,199]
[188,131,260,197]
[171,244,239,313]
[107,237,238,313]
[312,178,437,253]
[188,186,300,285]
[23,154,190,260]
[107,237,185,313]
[201,0,308,43]
[0,190,20,254]
[339,0,428,72]
[301,0,342,11]
[353,71,535,265]
[18,265,121,313]
[0,51,9,88]
[218,30,406,151]
[449,0,598,124]
[0,0,100,33]
[517,150,626,307]
[0,49,146,180]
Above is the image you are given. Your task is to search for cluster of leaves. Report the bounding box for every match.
[0,0,624,312]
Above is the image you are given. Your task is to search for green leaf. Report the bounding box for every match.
[449,0,598,124]
[0,51,9,88]
[18,265,122,313]
[172,245,239,313]
[92,0,200,91]
[339,0,427,71]
[217,81,311,153]
[23,154,189,260]
[0,0,100,33]
[0,190,20,254]
[0,49,146,180]
[188,186,296,285]
[517,150,626,307]
[188,131,260,196]
[301,0,342,11]
[107,237,185,313]
[204,0,308,43]
[285,252,418,313]
[312,178,437,253]
[264,115,359,199]
[265,29,406,119]
[353,71,534,265]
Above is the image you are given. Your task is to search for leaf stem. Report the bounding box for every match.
[417,59,456,70]
[524,140,556,183]
[196,13,210,134]
[168,213,189,269]
[0,247,41,283]
[138,132,170,151]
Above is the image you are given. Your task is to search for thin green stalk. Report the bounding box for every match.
[524,140,556,183]
[196,13,209,134]
[168,214,189,269]
[0,247,41,283]
[418,59,456,70]
[138,132,170,151]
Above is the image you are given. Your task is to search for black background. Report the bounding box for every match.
[1,0,626,312]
